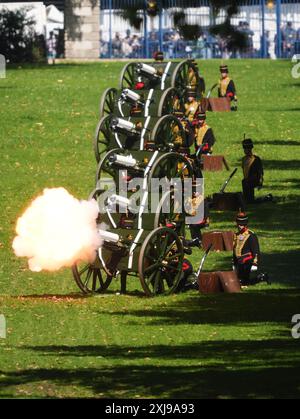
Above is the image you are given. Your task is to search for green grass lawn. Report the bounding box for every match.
[0,59,300,399]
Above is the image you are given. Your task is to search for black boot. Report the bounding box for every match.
[257,272,271,285]
[186,238,201,248]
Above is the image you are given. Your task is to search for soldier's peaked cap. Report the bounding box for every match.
[197,111,206,120]
[153,51,164,61]
[186,89,197,97]
[220,64,229,73]
[242,138,254,149]
[236,212,249,226]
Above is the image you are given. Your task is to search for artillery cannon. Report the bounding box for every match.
[94,114,192,163]
[72,143,203,296]
[119,59,204,96]
[99,87,182,119]
[72,226,186,297]
[72,59,207,297]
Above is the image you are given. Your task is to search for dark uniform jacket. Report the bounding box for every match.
[233,228,260,267]
[242,154,264,186]
[218,77,237,101]
[195,124,216,154]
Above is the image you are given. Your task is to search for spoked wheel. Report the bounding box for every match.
[149,152,194,188]
[119,62,137,90]
[158,88,182,117]
[172,60,200,95]
[138,227,184,296]
[99,88,118,118]
[154,190,185,236]
[95,148,125,185]
[151,115,186,151]
[72,260,113,294]
[94,115,114,163]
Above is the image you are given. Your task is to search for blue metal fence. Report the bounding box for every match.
[99,0,300,59]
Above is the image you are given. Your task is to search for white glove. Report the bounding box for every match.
[251,265,258,273]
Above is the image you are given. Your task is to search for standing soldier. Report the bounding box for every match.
[241,138,273,204]
[233,213,270,286]
[218,64,237,111]
[194,112,216,155]
[242,138,263,203]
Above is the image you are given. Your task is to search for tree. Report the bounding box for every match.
[0,7,46,63]
[173,0,247,52]
[116,0,248,53]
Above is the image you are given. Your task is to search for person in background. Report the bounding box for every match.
[47,31,57,65]
[218,64,237,111]
[283,21,297,58]
[233,213,270,286]
[112,33,122,58]
[131,35,141,59]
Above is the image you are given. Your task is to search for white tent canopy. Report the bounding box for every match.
[46,4,63,24]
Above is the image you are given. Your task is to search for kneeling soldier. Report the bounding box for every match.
[233,213,270,286]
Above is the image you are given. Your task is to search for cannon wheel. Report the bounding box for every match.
[158,87,182,117]
[119,62,137,90]
[151,115,186,151]
[94,115,114,163]
[171,60,200,94]
[154,190,185,235]
[95,148,125,185]
[72,261,113,294]
[149,152,194,189]
[99,87,118,118]
[138,227,184,296]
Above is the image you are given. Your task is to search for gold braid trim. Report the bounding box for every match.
[195,124,210,146]
[233,230,251,258]
[219,77,231,97]
[242,155,256,179]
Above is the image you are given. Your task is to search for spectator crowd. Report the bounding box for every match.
[100,21,300,60]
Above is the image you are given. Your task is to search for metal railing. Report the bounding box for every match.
[100,0,300,59]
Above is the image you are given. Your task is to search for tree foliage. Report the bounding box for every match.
[116,0,248,52]
[0,7,46,63]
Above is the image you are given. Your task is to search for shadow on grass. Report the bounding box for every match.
[254,140,300,147]
[90,289,300,325]
[263,160,300,171]
[1,338,300,398]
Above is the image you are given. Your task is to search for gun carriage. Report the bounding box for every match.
[72,60,206,297]
[119,59,204,96]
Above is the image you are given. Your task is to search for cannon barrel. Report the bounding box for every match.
[137,63,161,79]
[98,229,120,244]
[110,117,141,136]
[109,153,137,168]
[107,194,131,208]
[108,153,145,175]
[121,89,142,103]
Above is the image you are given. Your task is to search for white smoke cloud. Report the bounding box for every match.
[12,188,102,272]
